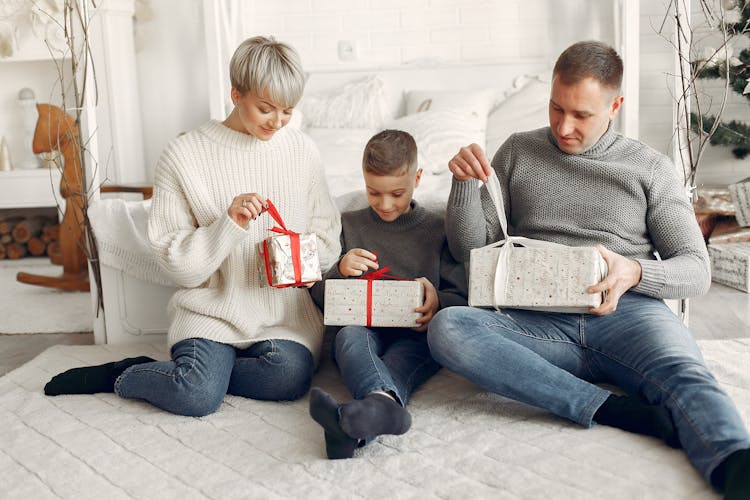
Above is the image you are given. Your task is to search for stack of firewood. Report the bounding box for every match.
[0,216,61,261]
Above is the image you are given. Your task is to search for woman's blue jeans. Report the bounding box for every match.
[427,292,750,483]
[115,338,313,417]
[334,326,440,407]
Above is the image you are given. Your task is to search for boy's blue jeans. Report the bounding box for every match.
[334,326,440,407]
[115,337,313,417]
[427,292,750,484]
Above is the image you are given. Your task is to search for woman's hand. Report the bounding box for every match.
[413,278,438,332]
[587,244,642,316]
[447,143,492,183]
[228,193,267,229]
[338,248,378,277]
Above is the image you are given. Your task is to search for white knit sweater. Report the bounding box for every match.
[147,120,341,363]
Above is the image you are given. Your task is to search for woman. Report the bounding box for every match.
[45,36,341,416]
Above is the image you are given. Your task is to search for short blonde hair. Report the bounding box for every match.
[229,36,305,107]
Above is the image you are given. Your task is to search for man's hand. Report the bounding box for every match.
[413,278,438,332]
[447,143,492,183]
[587,244,642,316]
[338,248,378,277]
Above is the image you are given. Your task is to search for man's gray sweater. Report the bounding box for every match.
[446,125,710,300]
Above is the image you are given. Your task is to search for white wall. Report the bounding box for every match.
[134,0,209,179]
[135,0,625,178]
[639,0,750,187]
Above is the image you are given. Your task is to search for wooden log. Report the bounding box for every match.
[0,233,11,244]
[41,223,60,243]
[6,243,28,259]
[0,242,5,260]
[0,216,23,235]
[11,217,46,244]
[27,237,47,256]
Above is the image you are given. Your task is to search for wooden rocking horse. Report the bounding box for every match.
[16,103,90,291]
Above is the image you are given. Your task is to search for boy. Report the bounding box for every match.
[308,129,467,459]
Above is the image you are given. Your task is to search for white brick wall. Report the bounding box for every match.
[248,0,550,68]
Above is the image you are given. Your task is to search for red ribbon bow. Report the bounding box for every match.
[262,199,303,287]
[358,266,410,327]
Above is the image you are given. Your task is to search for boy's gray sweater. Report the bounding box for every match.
[446,125,710,300]
[310,201,467,310]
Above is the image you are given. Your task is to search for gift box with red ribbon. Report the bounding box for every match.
[323,267,424,327]
[257,200,322,287]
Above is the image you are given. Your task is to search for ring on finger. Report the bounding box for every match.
[241,199,246,208]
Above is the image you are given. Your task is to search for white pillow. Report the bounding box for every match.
[404,88,498,120]
[485,76,550,156]
[299,75,392,129]
[306,127,377,199]
[385,110,486,176]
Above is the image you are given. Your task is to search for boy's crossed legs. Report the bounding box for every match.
[310,326,439,459]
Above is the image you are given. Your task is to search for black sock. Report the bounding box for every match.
[338,392,412,439]
[593,394,680,448]
[44,356,156,396]
[713,449,750,499]
[308,387,357,460]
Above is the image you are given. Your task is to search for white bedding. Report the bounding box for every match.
[2,339,749,499]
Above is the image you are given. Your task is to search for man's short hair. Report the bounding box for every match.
[362,130,418,175]
[229,36,305,107]
[553,41,623,92]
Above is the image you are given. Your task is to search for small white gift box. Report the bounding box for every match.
[257,200,321,287]
[729,177,750,227]
[707,242,750,293]
[324,273,424,327]
[468,173,607,313]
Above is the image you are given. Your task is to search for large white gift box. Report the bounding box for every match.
[324,276,424,327]
[707,242,750,292]
[468,173,607,313]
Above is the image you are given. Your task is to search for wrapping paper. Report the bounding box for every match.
[257,199,321,287]
[324,278,424,327]
[258,232,321,287]
[470,244,607,312]
[708,242,750,293]
[468,172,607,313]
[729,178,750,227]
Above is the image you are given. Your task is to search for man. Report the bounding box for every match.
[427,41,750,499]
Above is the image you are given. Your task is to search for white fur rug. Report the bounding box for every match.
[0,259,92,334]
[3,340,749,499]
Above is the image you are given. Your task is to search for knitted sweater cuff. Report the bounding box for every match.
[449,178,481,206]
[632,258,666,297]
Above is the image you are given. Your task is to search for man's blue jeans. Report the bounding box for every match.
[334,326,440,407]
[427,292,750,483]
[114,338,313,417]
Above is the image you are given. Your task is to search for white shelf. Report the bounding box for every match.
[0,169,63,209]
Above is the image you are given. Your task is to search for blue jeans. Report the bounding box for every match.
[427,292,750,483]
[334,326,440,407]
[115,338,313,417]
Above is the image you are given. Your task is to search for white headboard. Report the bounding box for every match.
[303,60,550,119]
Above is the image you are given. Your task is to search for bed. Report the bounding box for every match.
[89,60,553,345]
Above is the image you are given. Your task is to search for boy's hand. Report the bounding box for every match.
[228,193,267,229]
[338,248,378,277]
[413,278,438,332]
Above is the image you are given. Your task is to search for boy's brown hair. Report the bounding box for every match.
[362,129,418,175]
